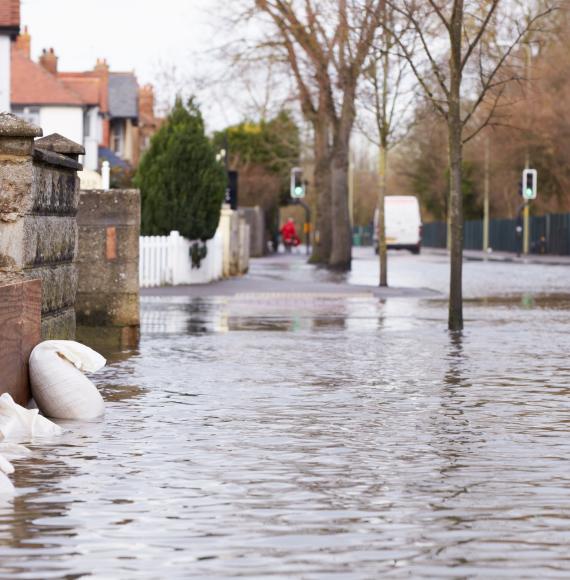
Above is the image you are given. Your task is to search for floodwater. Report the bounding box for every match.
[2,250,570,578]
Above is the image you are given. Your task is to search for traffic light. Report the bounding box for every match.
[290,167,305,199]
[522,169,537,200]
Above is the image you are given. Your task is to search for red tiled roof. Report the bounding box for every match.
[59,76,100,105]
[0,0,19,28]
[11,48,84,106]
[59,70,108,113]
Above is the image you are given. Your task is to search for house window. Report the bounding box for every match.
[111,122,123,155]
[84,110,90,138]
[13,106,40,126]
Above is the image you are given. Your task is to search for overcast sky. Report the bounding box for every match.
[20,0,245,130]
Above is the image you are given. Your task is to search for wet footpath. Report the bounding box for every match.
[2,248,570,578]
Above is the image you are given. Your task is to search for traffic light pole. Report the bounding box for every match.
[523,44,532,256]
[523,202,530,255]
[521,168,537,255]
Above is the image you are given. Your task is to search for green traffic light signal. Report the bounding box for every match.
[522,169,537,200]
[291,167,305,198]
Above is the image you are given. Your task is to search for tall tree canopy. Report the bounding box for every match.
[213,110,301,206]
[250,0,384,269]
[136,99,226,240]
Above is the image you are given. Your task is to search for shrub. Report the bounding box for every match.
[136,98,226,240]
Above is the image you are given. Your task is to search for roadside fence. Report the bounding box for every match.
[423,213,570,255]
[140,229,224,288]
[352,225,374,246]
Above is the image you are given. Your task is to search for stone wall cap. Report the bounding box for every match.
[35,133,86,156]
[33,147,83,171]
[0,113,43,138]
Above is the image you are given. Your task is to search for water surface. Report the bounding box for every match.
[1,251,570,578]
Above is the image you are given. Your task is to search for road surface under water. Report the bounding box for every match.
[2,250,570,578]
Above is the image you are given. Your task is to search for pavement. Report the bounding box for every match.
[425,247,570,266]
[141,251,440,299]
[141,245,570,301]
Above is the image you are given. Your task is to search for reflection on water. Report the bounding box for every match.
[2,289,570,578]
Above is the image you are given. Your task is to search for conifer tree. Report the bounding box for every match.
[136,98,226,240]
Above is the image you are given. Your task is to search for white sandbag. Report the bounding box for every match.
[0,394,62,440]
[29,340,106,420]
[0,454,14,475]
[0,472,14,495]
[0,443,31,460]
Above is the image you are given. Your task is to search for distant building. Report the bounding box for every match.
[0,0,19,112]
[108,71,140,165]
[11,38,96,167]
[139,84,162,154]
[9,25,162,173]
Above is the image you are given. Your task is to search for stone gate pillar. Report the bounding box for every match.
[0,113,83,339]
[76,188,141,349]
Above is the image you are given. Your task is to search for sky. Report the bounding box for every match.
[20,0,245,130]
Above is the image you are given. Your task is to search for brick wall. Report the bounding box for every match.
[0,277,40,405]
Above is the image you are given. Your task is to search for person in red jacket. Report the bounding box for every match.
[280,218,300,252]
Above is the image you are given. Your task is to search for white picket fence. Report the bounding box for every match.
[139,229,224,288]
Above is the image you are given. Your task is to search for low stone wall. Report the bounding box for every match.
[0,277,41,405]
[0,114,83,339]
[76,189,140,349]
[219,206,250,277]
[239,206,265,257]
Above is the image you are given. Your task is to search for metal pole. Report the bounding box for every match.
[523,44,532,255]
[483,136,490,253]
[523,203,530,255]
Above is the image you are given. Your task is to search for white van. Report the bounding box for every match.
[373,196,422,254]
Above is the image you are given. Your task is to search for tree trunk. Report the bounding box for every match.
[329,138,352,270]
[448,0,464,331]
[310,118,332,264]
[448,116,463,331]
[378,141,388,286]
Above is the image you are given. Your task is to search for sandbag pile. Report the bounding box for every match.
[0,341,106,495]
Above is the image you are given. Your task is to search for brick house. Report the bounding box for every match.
[10,35,100,170]
[9,21,162,173]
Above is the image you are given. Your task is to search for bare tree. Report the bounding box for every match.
[387,0,558,330]
[252,0,383,269]
[359,3,415,286]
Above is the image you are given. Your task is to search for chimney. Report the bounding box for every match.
[14,26,31,59]
[93,58,111,147]
[94,57,110,74]
[39,48,58,75]
[139,84,155,119]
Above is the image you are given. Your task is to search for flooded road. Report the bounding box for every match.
[2,249,570,578]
